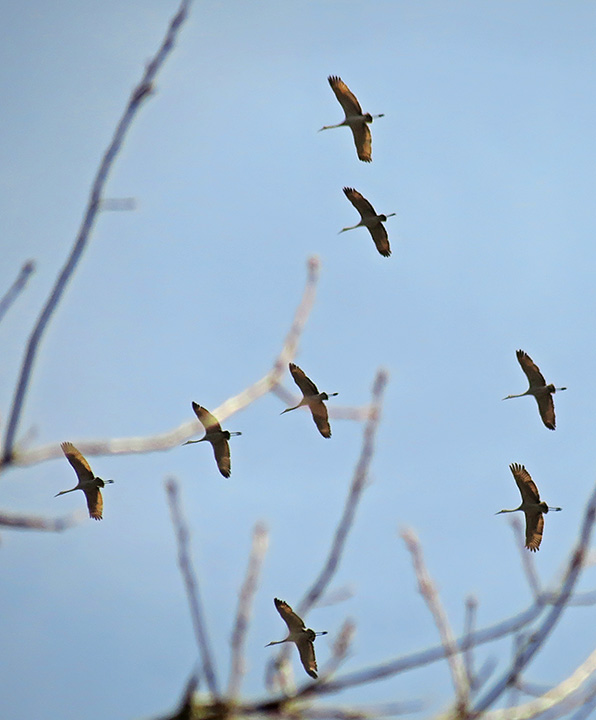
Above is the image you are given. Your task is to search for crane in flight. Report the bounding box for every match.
[266,598,327,679]
[320,76,384,162]
[340,187,395,257]
[56,442,113,521]
[503,350,566,430]
[183,402,241,477]
[281,363,338,438]
[496,463,561,551]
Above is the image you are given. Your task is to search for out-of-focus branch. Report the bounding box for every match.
[0,261,35,325]
[510,516,542,602]
[477,643,596,720]
[401,528,470,715]
[7,256,323,468]
[165,478,219,699]
[228,522,269,699]
[0,508,79,532]
[298,369,389,616]
[270,368,387,684]
[1,0,192,466]
[463,596,478,692]
[319,620,356,681]
[471,482,596,716]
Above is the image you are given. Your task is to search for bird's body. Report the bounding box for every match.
[282,363,338,438]
[266,598,327,679]
[57,442,113,521]
[497,463,561,551]
[503,350,566,430]
[183,402,241,477]
[340,187,394,257]
[320,76,384,162]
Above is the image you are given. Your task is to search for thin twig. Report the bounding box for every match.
[165,477,219,699]
[7,256,323,468]
[318,620,356,681]
[471,482,596,716]
[401,528,470,715]
[228,522,269,699]
[1,0,192,466]
[0,261,35,324]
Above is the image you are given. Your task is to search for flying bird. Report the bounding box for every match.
[266,598,328,679]
[183,402,241,477]
[56,442,114,521]
[496,463,561,551]
[281,363,338,438]
[340,187,395,257]
[503,350,566,430]
[320,76,384,162]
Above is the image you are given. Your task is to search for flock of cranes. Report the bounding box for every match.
[53,77,568,679]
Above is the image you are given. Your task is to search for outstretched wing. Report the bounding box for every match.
[328,76,363,116]
[310,401,332,439]
[83,486,103,521]
[61,442,95,484]
[524,511,544,552]
[212,439,231,478]
[343,187,376,219]
[536,393,556,430]
[351,123,372,162]
[296,636,318,679]
[192,402,222,434]
[516,350,547,389]
[289,363,320,398]
[274,598,306,633]
[509,463,541,505]
[368,223,391,258]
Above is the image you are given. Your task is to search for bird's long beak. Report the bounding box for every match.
[280,408,291,415]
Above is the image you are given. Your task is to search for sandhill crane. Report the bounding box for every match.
[183,402,241,478]
[56,442,114,521]
[266,598,328,679]
[503,350,566,430]
[320,76,384,162]
[340,187,395,257]
[281,363,338,438]
[496,463,561,552]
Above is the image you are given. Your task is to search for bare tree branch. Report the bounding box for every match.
[298,368,389,616]
[1,0,193,466]
[7,255,324,468]
[471,482,596,716]
[0,261,35,325]
[165,477,219,699]
[228,522,269,699]
[401,528,470,715]
[0,508,80,532]
[463,595,478,693]
[510,516,542,602]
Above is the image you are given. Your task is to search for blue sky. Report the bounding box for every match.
[1,2,596,718]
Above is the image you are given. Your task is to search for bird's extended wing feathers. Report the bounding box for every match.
[328,76,363,116]
[297,637,318,679]
[213,439,231,478]
[310,401,332,438]
[369,223,391,257]
[525,512,544,552]
[274,598,306,633]
[509,463,541,505]
[351,124,372,162]
[536,393,556,430]
[61,442,95,484]
[516,350,547,388]
[192,402,222,434]
[343,187,376,217]
[289,363,320,397]
[84,486,103,521]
